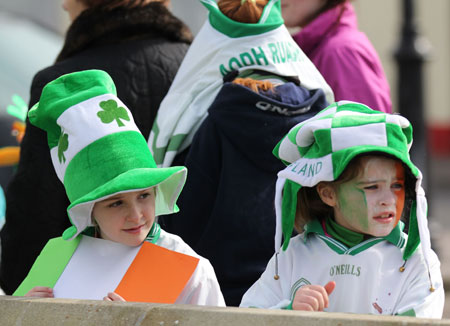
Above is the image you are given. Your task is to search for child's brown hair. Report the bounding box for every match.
[218,0,269,24]
[81,0,168,10]
[294,153,416,233]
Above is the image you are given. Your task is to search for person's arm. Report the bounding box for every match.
[290,281,335,311]
[239,243,336,310]
[176,258,226,306]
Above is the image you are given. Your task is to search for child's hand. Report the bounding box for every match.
[103,292,126,302]
[25,286,54,298]
[292,281,336,311]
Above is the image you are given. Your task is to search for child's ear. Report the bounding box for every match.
[316,183,338,207]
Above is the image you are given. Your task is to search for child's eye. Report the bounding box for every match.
[139,192,151,199]
[392,182,404,190]
[108,200,123,208]
[363,185,378,190]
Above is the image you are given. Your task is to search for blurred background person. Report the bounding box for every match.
[0,0,192,294]
[281,0,392,113]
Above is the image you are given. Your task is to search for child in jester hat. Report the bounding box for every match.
[13,70,225,306]
[240,101,444,318]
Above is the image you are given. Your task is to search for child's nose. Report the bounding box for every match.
[126,204,142,221]
[380,190,396,206]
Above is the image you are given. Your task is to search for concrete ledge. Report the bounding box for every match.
[0,296,449,326]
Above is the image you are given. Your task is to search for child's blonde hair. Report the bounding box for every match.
[218,0,269,23]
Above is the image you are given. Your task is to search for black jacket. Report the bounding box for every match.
[0,3,192,294]
[160,80,328,306]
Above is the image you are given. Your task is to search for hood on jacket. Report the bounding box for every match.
[206,76,329,172]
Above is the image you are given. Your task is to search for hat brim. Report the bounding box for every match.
[63,166,186,240]
[333,145,419,181]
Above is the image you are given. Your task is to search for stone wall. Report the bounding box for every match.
[0,296,448,326]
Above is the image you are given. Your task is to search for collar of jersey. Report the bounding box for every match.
[303,219,406,255]
[145,222,161,244]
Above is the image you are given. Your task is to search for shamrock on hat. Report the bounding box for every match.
[29,69,187,241]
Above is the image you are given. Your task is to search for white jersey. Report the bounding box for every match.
[240,221,444,318]
[156,229,225,306]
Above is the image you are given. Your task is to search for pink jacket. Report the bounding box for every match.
[293,2,392,113]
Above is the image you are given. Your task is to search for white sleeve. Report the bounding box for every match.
[240,253,292,309]
[175,258,226,307]
[394,251,444,318]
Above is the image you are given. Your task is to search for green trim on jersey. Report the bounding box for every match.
[145,223,161,244]
[201,0,284,38]
[282,301,293,310]
[304,219,406,255]
[325,218,364,248]
[397,309,416,317]
[289,277,311,301]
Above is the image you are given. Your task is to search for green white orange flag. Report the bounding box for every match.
[14,235,199,302]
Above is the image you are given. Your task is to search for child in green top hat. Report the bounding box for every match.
[240,101,444,318]
[14,69,224,305]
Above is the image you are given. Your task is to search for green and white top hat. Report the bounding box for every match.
[29,70,187,241]
[273,101,432,284]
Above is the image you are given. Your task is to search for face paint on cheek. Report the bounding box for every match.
[337,184,369,232]
[394,163,406,226]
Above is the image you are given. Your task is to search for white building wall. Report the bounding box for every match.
[355,0,450,126]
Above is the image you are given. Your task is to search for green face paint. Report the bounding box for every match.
[336,183,369,232]
[332,156,405,237]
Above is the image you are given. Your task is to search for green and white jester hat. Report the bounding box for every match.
[28,70,187,241]
[272,101,434,289]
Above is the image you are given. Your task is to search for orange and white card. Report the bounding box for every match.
[52,235,199,302]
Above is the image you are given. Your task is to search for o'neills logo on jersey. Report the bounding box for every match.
[256,101,311,116]
[330,264,361,277]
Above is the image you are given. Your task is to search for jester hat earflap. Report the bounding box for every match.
[272,101,434,288]
[29,70,187,240]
